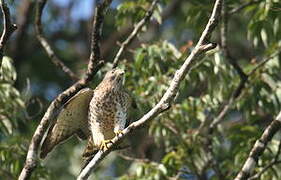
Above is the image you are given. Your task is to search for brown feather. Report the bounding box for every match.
[40,88,94,158]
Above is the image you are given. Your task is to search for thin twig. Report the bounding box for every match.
[249,160,281,180]
[201,6,279,175]
[18,1,110,179]
[209,78,246,130]
[234,111,281,180]
[112,0,159,68]
[209,50,280,130]
[101,0,182,57]
[118,153,159,166]
[248,51,281,77]
[35,0,78,81]
[198,52,280,170]
[229,0,261,15]
[77,0,222,179]
[0,0,17,69]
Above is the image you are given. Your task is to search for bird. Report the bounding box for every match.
[40,68,132,159]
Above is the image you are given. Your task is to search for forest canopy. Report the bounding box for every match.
[0,0,281,180]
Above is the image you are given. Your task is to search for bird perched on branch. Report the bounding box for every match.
[40,69,132,159]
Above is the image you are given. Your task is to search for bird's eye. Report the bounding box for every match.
[110,76,115,81]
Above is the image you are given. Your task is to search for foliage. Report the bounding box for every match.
[0,57,49,179]
[0,0,281,179]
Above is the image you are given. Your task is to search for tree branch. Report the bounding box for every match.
[77,0,222,179]
[248,51,281,77]
[35,0,78,81]
[101,0,182,58]
[248,140,281,180]
[234,111,281,180]
[0,0,17,69]
[18,1,111,179]
[220,0,247,82]
[229,0,261,15]
[118,153,160,166]
[85,0,112,81]
[195,49,281,179]
[112,0,159,68]
[209,50,281,130]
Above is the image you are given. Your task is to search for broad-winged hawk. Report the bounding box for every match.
[40,69,131,159]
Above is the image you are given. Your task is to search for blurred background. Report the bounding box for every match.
[1,0,281,179]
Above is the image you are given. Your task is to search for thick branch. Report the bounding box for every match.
[249,160,281,180]
[18,1,111,179]
[248,140,281,180]
[77,0,222,179]
[0,0,17,69]
[112,0,159,68]
[234,111,281,180]
[35,0,78,81]
[85,0,112,81]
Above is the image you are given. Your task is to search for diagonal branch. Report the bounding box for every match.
[197,51,281,179]
[112,0,159,68]
[18,1,111,179]
[234,111,281,180]
[248,140,281,180]
[35,0,78,81]
[248,51,281,77]
[209,50,281,130]
[77,0,222,179]
[85,0,112,81]
[229,0,261,15]
[0,0,17,69]
[101,0,182,57]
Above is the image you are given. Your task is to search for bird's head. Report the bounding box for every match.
[103,68,125,89]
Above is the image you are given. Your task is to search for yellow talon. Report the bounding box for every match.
[100,140,112,151]
[115,130,124,137]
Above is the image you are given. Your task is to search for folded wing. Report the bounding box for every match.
[40,88,94,158]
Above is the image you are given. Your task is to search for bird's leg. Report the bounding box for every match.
[100,140,113,151]
[114,130,124,137]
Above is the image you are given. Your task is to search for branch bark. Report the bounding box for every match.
[35,0,79,81]
[234,111,281,180]
[77,0,222,179]
[18,0,112,179]
[248,140,281,180]
[112,0,159,68]
[0,0,17,69]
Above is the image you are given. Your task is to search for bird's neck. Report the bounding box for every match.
[97,82,122,95]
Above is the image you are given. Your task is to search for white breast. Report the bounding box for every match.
[114,102,127,132]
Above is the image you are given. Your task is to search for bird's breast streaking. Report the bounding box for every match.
[40,68,132,159]
[87,69,131,152]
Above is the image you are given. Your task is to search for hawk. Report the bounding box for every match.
[40,69,131,159]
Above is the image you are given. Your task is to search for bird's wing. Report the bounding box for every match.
[40,88,94,158]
